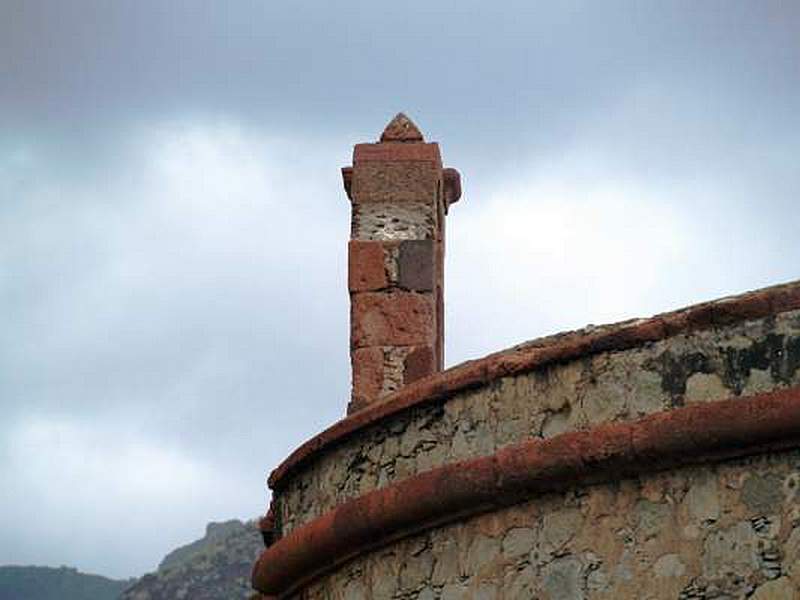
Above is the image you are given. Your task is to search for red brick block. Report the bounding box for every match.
[349,241,388,292]
[404,345,435,384]
[351,347,384,406]
[352,292,435,348]
[398,240,435,292]
[353,142,442,165]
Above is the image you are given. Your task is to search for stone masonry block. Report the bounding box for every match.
[351,292,435,348]
[351,347,384,406]
[404,345,436,384]
[353,142,442,165]
[352,202,435,241]
[351,162,440,203]
[398,240,435,292]
[348,241,389,292]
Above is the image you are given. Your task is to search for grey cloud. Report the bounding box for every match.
[3,2,798,153]
[1,0,799,579]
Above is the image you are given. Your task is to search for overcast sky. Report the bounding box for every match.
[1,0,799,579]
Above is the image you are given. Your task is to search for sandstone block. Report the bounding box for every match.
[351,347,384,405]
[351,292,435,348]
[348,241,388,292]
[351,162,439,203]
[404,345,435,384]
[398,239,435,291]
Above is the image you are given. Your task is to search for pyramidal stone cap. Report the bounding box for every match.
[380,113,424,142]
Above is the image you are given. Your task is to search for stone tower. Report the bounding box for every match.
[342,113,461,413]
[252,116,800,599]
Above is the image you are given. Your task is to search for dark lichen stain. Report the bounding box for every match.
[646,332,800,403]
[645,351,713,406]
[723,334,800,394]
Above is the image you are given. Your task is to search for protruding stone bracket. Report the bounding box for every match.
[341,166,353,200]
[443,167,461,210]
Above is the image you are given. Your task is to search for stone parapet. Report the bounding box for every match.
[271,296,800,532]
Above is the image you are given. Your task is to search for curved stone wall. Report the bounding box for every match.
[253,280,800,598]
[296,449,800,599]
[273,302,800,536]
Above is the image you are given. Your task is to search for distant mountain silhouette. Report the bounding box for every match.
[120,519,262,600]
[1,519,262,600]
[0,565,133,600]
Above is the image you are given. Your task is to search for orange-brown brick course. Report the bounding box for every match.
[253,385,800,596]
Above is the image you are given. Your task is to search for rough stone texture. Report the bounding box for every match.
[380,346,413,397]
[404,345,436,385]
[380,113,424,142]
[274,309,800,536]
[351,161,440,204]
[345,116,454,414]
[351,347,384,406]
[293,451,800,599]
[348,241,389,292]
[352,201,436,241]
[351,292,436,349]
[398,240,436,292]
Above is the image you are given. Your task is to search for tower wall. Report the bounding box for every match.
[343,114,460,414]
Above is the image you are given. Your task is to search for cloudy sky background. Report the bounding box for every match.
[2,0,799,579]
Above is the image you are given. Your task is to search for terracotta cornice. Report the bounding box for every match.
[254,386,800,596]
[268,280,800,491]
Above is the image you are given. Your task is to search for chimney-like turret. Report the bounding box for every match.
[342,114,461,414]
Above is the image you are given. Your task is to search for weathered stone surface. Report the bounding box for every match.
[751,577,795,599]
[685,372,728,404]
[352,201,436,240]
[682,472,720,524]
[351,292,435,348]
[348,240,389,292]
[404,345,435,385]
[741,473,784,514]
[380,113,424,142]
[294,450,800,599]
[463,534,500,576]
[703,521,758,580]
[542,556,584,600]
[277,309,800,536]
[351,162,439,204]
[654,553,686,578]
[398,239,435,291]
[501,527,537,558]
[351,347,384,406]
